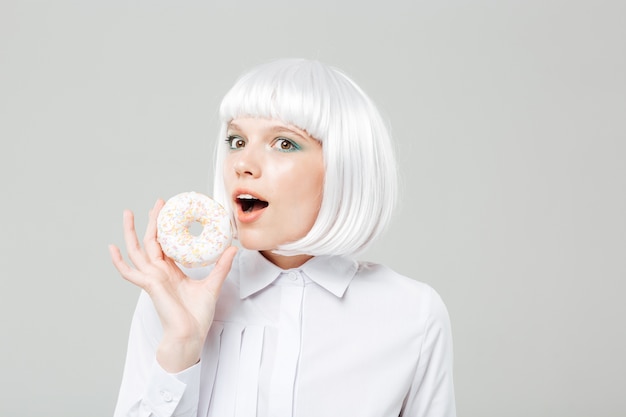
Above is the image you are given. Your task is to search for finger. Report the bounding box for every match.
[122,209,149,269]
[144,199,166,260]
[204,246,238,295]
[109,244,145,287]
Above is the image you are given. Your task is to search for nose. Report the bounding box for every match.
[232,148,261,178]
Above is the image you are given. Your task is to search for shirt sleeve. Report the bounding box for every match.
[401,286,457,417]
[113,291,202,417]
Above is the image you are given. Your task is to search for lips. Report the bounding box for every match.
[233,191,269,223]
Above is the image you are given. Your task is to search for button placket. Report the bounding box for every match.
[268,271,306,416]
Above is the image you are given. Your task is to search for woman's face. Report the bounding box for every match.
[223,117,325,264]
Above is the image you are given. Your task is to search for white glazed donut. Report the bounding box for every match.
[157,191,232,268]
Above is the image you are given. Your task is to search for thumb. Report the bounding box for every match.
[204,246,238,295]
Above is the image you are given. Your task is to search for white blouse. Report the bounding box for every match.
[114,249,456,417]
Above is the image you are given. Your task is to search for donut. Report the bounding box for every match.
[157,191,232,268]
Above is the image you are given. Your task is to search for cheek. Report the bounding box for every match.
[263,159,301,194]
[222,157,236,185]
[265,158,322,205]
[308,158,325,198]
[290,163,325,208]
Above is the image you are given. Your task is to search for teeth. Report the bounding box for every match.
[237,194,256,200]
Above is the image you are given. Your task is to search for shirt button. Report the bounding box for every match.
[160,390,173,402]
[288,272,298,281]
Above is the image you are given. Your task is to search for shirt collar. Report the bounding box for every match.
[238,249,358,299]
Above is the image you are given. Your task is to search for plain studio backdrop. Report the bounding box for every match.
[1,1,624,416]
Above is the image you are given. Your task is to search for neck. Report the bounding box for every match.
[260,250,313,270]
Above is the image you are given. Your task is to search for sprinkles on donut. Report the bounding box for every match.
[156,191,232,268]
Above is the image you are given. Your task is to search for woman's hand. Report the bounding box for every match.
[109,199,237,373]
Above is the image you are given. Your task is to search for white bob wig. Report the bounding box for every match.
[212,58,397,257]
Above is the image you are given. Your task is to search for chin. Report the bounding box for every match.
[236,231,301,253]
[235,232,275,252]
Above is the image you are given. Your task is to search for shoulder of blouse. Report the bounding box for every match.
[351,261,451,327]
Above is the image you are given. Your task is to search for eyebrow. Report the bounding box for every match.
[227,122,311,142]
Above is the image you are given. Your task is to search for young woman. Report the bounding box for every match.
[110,59,456,417]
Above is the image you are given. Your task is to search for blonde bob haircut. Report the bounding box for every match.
[212,58,397,257]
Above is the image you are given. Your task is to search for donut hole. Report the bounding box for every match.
[188,221,204,237]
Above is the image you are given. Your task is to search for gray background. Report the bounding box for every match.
[1,1,624,416]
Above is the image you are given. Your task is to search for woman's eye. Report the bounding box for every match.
[226,135,246,149]
[274,138,300,152]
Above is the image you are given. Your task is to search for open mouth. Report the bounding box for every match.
[237,194,269,213]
